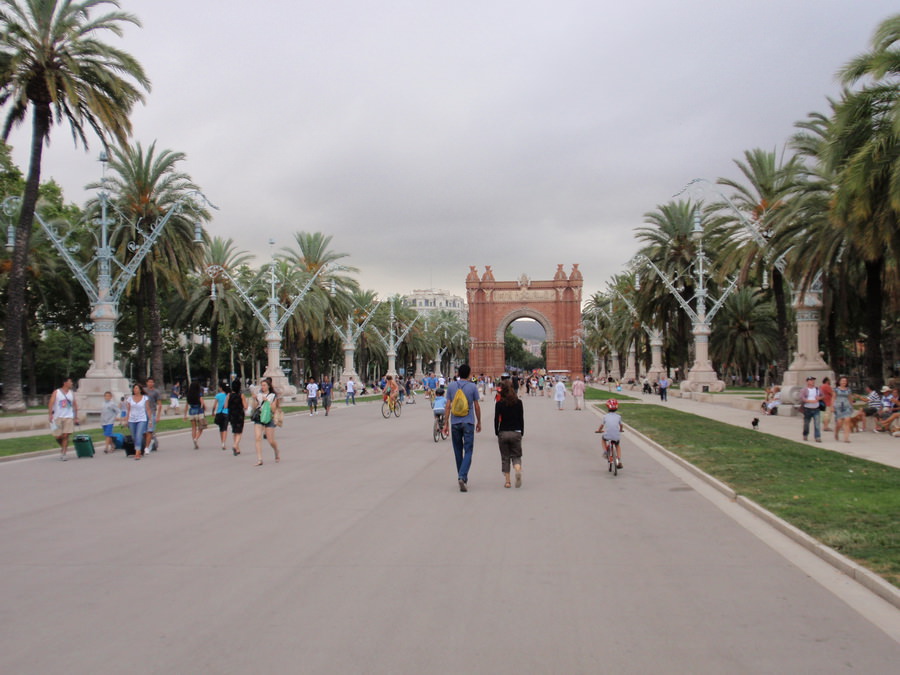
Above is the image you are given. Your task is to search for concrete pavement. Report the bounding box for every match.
[0,394,898,674]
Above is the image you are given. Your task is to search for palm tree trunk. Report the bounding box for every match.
[771,268,790,380]
[210,315,219,386]
[864,257,884,383]
[1,102,51,412]
[135,290,146,378]
[145,272,165,387]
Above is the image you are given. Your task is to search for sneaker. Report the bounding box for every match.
[59,455,67,461]
[873,428,882,433]
[458,479,467,492]
[515,471,522,488]
[616,461,623,469]
[815,438,822,443]
[803,436,808,441]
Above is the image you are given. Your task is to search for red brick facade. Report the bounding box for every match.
[466,265,583,378]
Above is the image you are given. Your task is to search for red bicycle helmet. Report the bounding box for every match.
[606,399,619,410]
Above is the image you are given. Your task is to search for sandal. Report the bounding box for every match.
[504,481,511,488]
[255,460,263,466]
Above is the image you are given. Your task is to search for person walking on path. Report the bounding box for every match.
[443,364,481,492]
[100,391,119,453]
[48,377,78,461]
[214,382,229,450]
[306,377,319,416]
[820,377,835,432]
[321,375,333,416]
[184,380,207,449]
[227,379,246,456]
[801,376,824,442]
[572,376,585,410]
[143,377,163,453]
[126,383,152,460]
[345,377,356,405]
[658,375,670,401]
[494,380,524,489]
[832,376,854,443]
[252,377,280,466]
[554,378,566,410]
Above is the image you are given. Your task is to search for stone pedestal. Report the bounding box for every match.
[680,323,725,393]
[781,301,832,404]
[263,330,297,396]
[645,330,665,383]
[76,303,131,414]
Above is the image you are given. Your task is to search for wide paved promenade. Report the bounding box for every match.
[1,393,898,674]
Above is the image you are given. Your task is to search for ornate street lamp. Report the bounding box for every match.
[632,208,738,393]
[329,300,382,385]
[206,251,345,397]
[2,154,215,411]
[678,178,832,400]
[370,301,420,378]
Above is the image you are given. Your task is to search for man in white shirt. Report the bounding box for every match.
[801,376,823,442]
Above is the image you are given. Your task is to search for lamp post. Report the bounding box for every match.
[632,209,738,393]
[370,301,420,378]
[3,153,214,412]
[678,178,832,400]
[206,251,342,397]
[329,300,382,385]
[608,287,665,383]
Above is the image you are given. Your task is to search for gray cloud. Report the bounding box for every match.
[11,0,896,300]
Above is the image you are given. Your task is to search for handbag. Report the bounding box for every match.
[198,415,209,430]
[251,406,261,424]
[818,400,826,412]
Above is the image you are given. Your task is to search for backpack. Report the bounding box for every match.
[450,384,470,418]
[259,399,273,425]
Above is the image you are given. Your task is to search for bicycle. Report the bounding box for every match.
[381,396,402,418]
[433,412,448,442]
[603,438,620,476]
[425,388,435,408]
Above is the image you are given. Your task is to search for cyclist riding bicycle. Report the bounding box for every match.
[595,399,624,470]
[432,387,447,426]
[383,374,400,409]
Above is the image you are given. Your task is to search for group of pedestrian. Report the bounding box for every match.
[798,375,900,442]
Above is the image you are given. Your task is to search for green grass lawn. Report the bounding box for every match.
[584,387,637,402]
[616,402,900,588]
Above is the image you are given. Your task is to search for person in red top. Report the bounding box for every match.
[820,377,835,432]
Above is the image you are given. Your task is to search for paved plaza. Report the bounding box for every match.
[1,392,898,674]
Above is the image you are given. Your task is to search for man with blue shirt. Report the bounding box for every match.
[442,364,481,492]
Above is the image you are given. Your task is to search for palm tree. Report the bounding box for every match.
[279,232,358,378]
[711,148,802,379]
[635,201,701,378]
[90,141,209,386]
[826,14,900,380]
[710,288,780,383]
[0,0,149,410]
[180,237,253,386]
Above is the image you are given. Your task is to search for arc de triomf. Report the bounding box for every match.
[466,264,583,377]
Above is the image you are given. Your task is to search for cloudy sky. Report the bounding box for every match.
[8,0,897,301]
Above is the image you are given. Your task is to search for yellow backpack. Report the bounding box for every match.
[450,385,470,417]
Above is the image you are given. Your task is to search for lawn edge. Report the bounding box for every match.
[623,420,900,611]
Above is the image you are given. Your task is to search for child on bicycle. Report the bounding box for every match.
[595,399,624,469]
[432,387,447,425]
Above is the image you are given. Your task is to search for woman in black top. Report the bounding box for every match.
[227,379,247,456]
[494,381,525,488]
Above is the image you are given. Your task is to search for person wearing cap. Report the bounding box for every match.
[800,376,824,442]
[874,385,899,433]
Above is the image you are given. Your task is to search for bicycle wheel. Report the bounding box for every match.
[393,401,402,417]
[381,401,391,418]
[433,420,441,442]
[440,425,448,440]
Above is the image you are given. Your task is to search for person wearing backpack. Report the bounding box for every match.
[442,364,482,492]
[252,377,281,466]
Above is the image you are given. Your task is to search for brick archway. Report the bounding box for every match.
[466,264,583,377]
